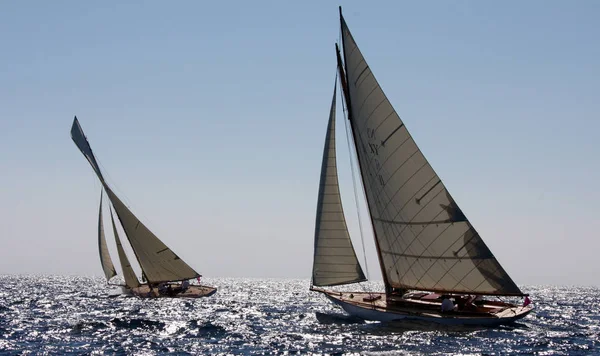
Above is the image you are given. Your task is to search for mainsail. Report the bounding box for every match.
[109,207,140,288]
[105,186,200,283]
[312,81,367,287]
[98,192,117,281]
[71,117,200,284]
[338,11,522,296]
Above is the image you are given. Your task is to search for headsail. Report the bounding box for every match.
[98,192,117,281]
[338,11,522,296]
[312,80,367,287]
[109,207,140,288]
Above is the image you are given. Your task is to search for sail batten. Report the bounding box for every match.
[312,79,367,287]
[109,207,140,288]
[338,14,522,296]
[98,193,117,281]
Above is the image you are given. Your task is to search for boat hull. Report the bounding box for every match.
[317,289,532,326]
[117,284,217,299]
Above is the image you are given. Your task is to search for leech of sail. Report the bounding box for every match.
[312,78,367,287]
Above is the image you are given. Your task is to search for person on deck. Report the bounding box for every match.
[441,297,455,312]
[158,283,167,295]
[181,280,189,293]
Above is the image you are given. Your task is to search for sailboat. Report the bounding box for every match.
[310,8,532,326]
[71,117,217,298]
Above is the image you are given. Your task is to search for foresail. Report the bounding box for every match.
[105,187,200,283]
[109,207,140,288]
[339,14,522,295]
[98,193,117,281]
[312,81,367,287]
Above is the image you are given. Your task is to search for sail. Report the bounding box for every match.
[98,193,117,281]
[105,186,200,283]
[71,117,105,184]
[109,207,140,288]
[339,13,522,295]
[312,81,367,287]
[71,117,200,284]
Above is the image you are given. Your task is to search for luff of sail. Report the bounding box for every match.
[339,13,522,296]
[71,117,200,284]
[98,192,117,281]
[312,80,367,287]
[109,207,140,288]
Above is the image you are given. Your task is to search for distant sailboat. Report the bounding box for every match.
[72,117,216,298]
[310,8,532,326]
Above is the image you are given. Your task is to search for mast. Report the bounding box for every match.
[337,7,391,294]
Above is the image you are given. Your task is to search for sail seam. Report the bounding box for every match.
[376,160,429,210]
[380,173,438,217]
[388,188,449,257]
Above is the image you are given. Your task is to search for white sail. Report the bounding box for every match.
[109,207,140,288]
[339,14,522,295]
[312,81,367,287]
[98,193,117,281]
[71,117,200,284]
[105,187,200,283]
[71,117,106,184]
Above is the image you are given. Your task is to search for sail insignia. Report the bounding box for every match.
[312,79,367,287]
[338,13,522,296]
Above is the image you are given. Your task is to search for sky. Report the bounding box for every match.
[0,1,598,287]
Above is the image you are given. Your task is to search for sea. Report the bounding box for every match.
[0,276,598,355]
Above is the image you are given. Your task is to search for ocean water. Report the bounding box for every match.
[0,276,598,355]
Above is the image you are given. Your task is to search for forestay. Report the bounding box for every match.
[109,207,140,288]
[312,82,367,287]
[98,193,117,281]
[339,15,522,295]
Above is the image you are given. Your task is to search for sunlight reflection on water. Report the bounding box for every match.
[0,276,598,354]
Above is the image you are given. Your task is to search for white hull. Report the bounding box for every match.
[318,290,532,327]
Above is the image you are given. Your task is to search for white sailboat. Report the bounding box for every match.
[72,117,216,298]
[310,8,532,326]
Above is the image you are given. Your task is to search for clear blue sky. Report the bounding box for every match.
[1,1,598,287]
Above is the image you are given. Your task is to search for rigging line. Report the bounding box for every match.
[341,82,370,280]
